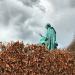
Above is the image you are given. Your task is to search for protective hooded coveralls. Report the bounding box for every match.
[46,26,56,50]
[39,23,58,50]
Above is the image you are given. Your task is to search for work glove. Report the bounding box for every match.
[45,37,48,41]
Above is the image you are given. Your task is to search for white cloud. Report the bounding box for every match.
[0,0,75,48]
[56,10,75,47]
[0,0,34,42]
[19,0,40,6]
[0,25,18,42]
[0,0,33,25]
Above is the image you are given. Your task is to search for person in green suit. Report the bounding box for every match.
[45,23,57,50]
[39,23,58,50]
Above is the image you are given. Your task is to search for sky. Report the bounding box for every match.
[0,0,75,48]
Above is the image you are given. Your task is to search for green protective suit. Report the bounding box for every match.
[39,25,57,50]
[46,27,56,50]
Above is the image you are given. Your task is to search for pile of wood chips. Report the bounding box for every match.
[0,41,75,75]
[68,39,75,51]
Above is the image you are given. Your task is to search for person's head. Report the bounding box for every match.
[46,23,51,29]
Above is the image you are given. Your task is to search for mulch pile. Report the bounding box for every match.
[0,41,75,75]
[68,39,75,52]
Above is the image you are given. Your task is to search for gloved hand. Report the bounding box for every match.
[45,37,48,41]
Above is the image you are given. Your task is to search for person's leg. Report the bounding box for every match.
[51,38,53,49]
[47,39,51,50]
[51,36,55,49]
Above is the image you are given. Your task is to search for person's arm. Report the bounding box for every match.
[39,33,43,37]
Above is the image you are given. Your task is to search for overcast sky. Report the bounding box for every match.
[0,0,75,48]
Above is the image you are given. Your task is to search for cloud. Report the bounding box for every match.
[70,0,75,8]
[47,8,75,48]
[0,0,48,43]
[0,0,34,42]
[19,0,40,7]
[48,0,70,11]
[0,0,75,48]
[0,25,18,42]
[0,0,33,26]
